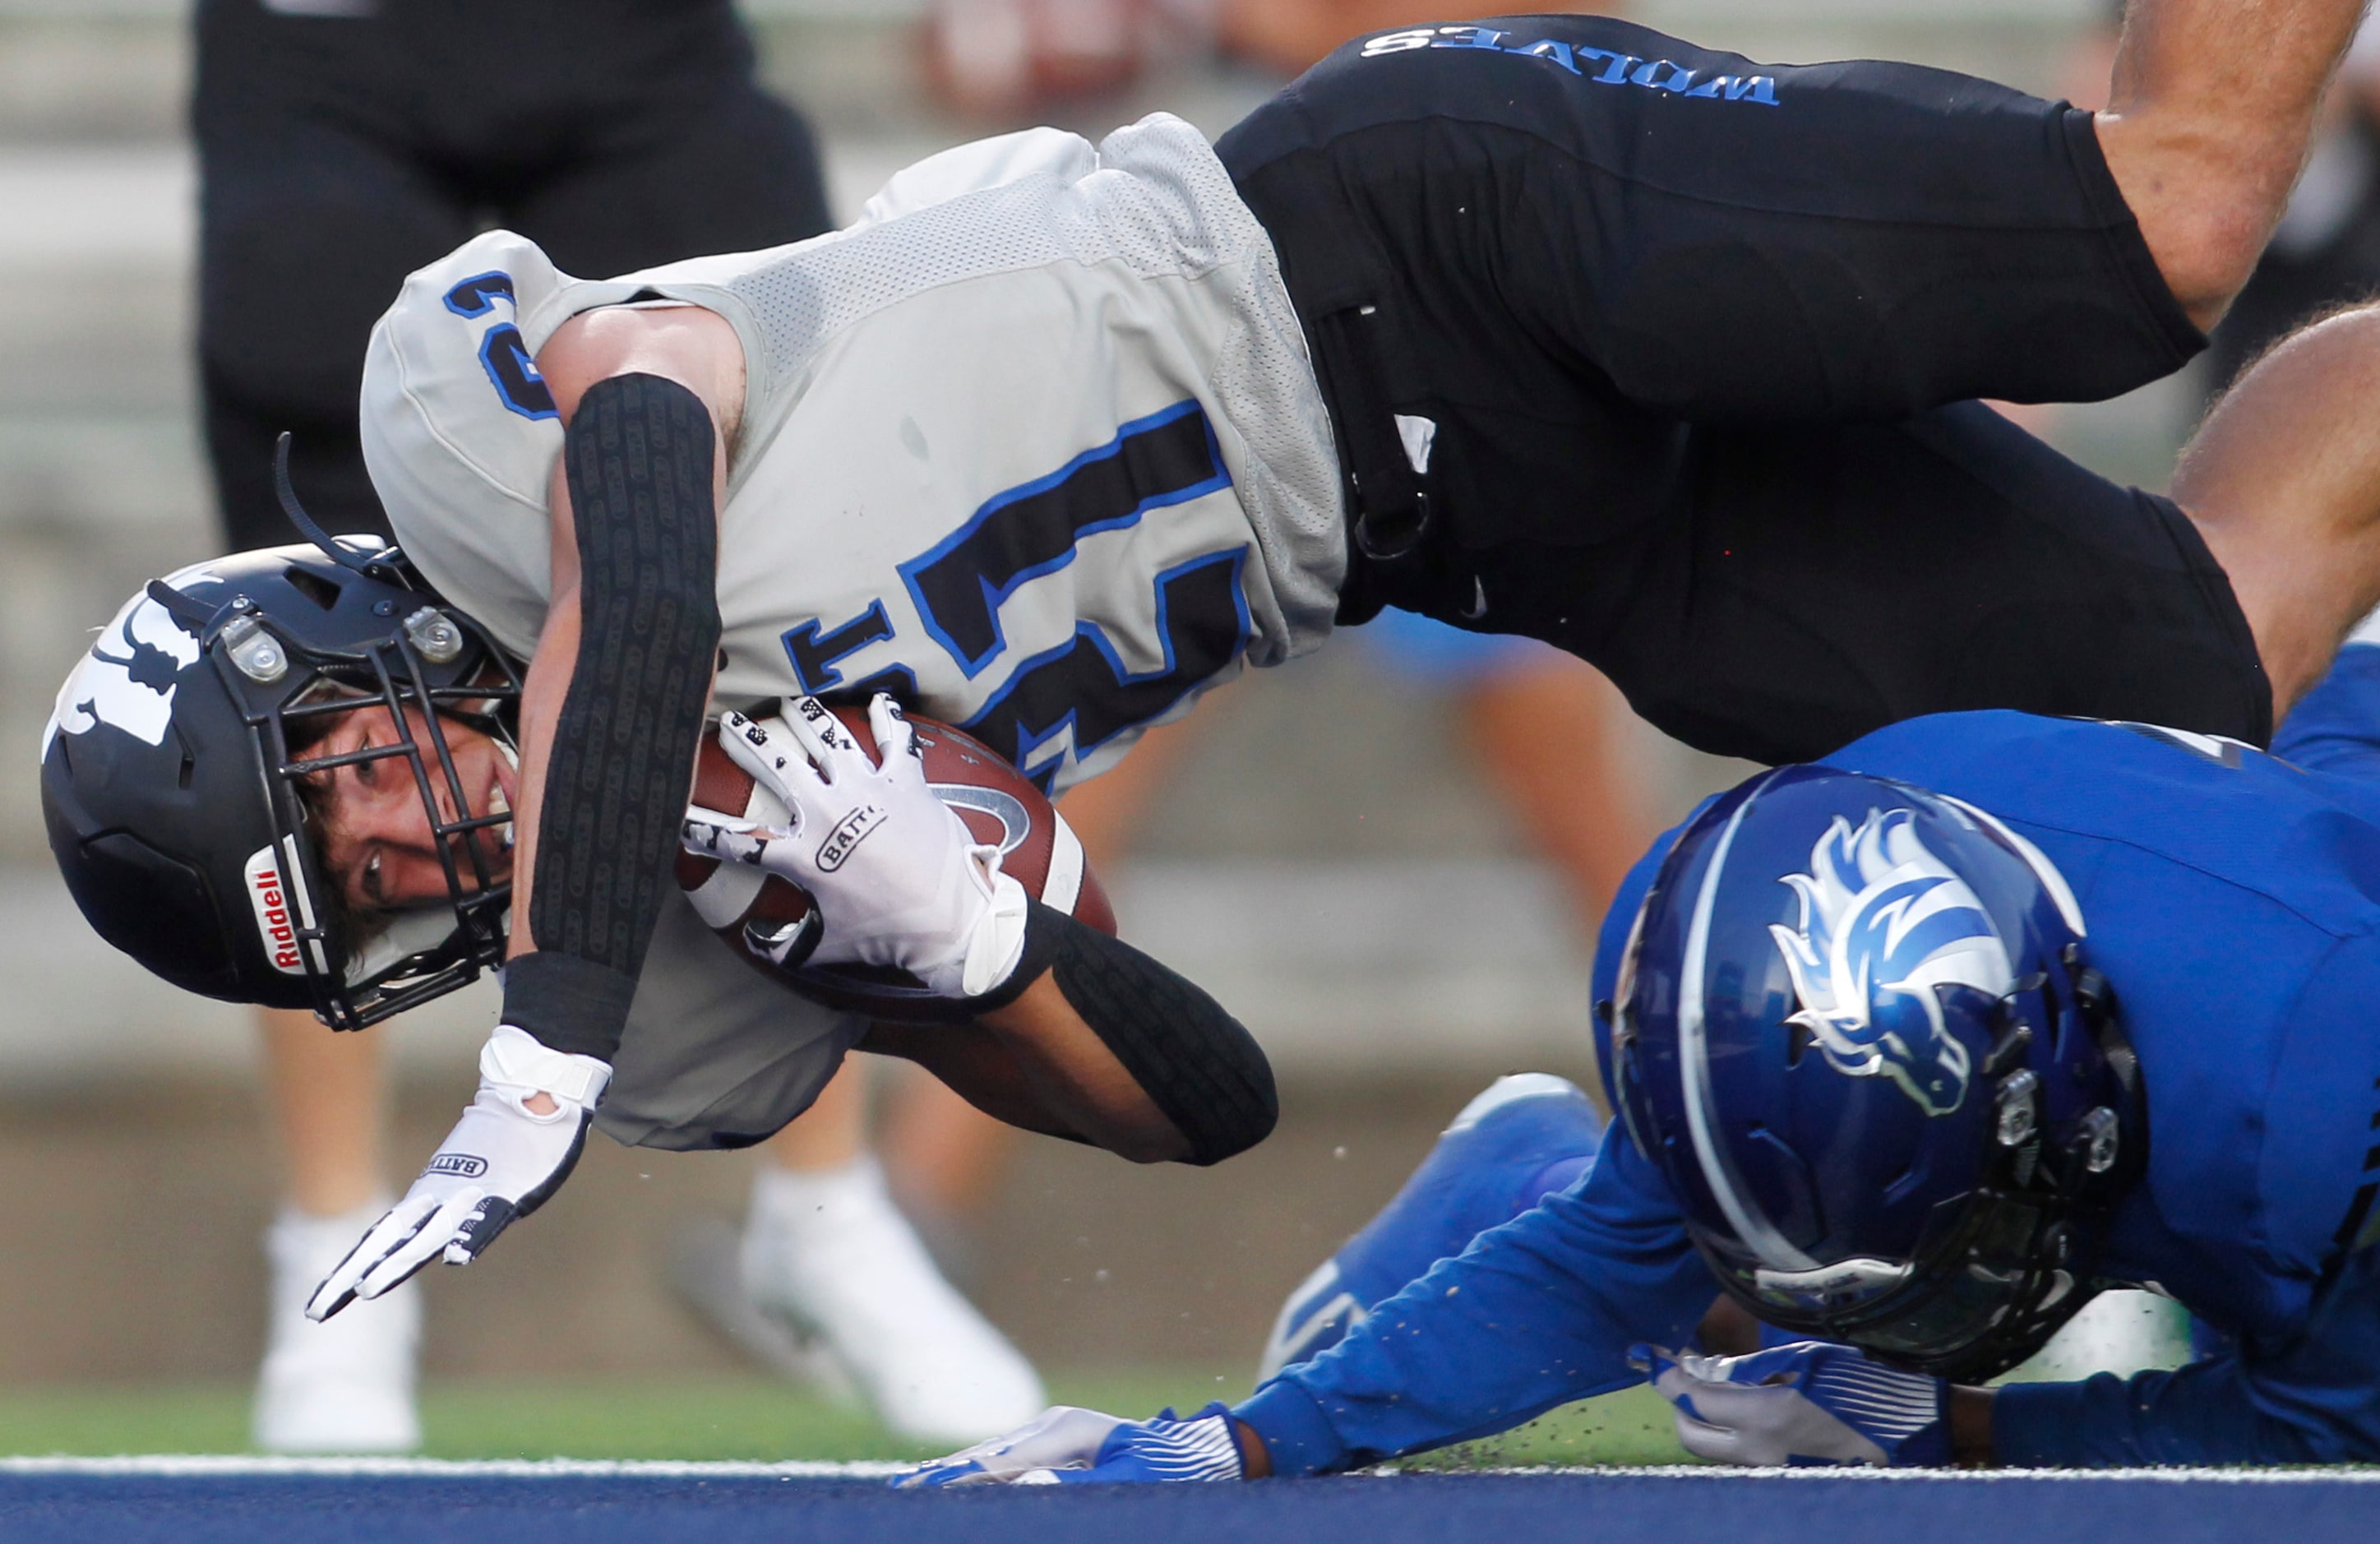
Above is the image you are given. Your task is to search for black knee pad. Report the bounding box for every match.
[1037,904,1278,1166]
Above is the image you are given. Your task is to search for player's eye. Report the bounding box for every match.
[362,850,385,904]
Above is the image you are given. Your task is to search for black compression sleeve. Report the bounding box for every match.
[504,373,721,1063]
[1030,902,1278,1166]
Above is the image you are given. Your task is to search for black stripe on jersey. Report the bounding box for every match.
[899,401,1231,677]
[964,548,1250,791]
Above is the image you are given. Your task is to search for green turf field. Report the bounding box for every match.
[0,1372,1692,1467]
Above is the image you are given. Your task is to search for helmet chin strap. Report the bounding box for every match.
[273,432,393,578]
[491,737,520,852]
[344,906,466,987]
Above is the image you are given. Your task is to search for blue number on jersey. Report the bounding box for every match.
[899,400,1232,678]
[962,547,1249,790]
[783,601,895,694]
[787,402,1248,789]
[443,271,559,422]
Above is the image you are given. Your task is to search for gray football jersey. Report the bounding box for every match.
[362,113,1343,795]
[361,116,1342,1143]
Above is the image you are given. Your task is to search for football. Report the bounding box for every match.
[676,705,1114,1022]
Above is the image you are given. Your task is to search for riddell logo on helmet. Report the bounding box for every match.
[243,845,305,976]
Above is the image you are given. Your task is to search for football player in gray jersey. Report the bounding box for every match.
[44,3,2380,1329]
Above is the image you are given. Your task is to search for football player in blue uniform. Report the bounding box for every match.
[41,1,2380,1336]
[899,634,2380,1478]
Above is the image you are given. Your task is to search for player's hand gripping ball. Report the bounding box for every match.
[677,695,1113,1020]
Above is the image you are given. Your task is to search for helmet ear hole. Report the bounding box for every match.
[71,832,234,994]
[1786,1019,1812,1067]
[282,567,344,610]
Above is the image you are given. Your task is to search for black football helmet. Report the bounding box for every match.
[42,474,522,1029]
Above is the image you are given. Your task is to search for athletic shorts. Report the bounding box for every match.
[1220,15,2271,765]
[194,0,832,548]
[598,889,864,1153]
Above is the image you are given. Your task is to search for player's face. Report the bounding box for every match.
[305,705,516,913]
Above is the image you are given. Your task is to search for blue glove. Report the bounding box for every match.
[893,1403,1247,1487]
[1633,1341,1951,1467]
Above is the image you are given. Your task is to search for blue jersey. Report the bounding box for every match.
[1238,647,2380,1472]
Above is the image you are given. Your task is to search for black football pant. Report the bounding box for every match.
[1222,15,2270,765]
[194,0,832,551]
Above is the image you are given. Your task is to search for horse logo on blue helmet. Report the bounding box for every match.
[1768,808,2011,1116]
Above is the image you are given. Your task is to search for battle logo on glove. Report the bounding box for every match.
[677,703,1115,1020]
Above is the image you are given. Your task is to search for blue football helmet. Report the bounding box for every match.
[1609,765,2144,1383]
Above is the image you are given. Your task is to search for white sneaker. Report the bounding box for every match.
[253,1200,422,1454]
[666,1213,857,1400]
[741,1158,1045,1447]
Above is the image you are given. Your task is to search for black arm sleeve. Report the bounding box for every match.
[502,373,721,1062]
[1029,901,1278,1166]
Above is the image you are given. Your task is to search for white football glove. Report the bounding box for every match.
[894,1403,1250,1488]
[892,1405,1133,1487]
[1634,1342,1951,1467]
[689,695,1029,1000]
[893,1403,1253,1488]
[305,1025,609,1320]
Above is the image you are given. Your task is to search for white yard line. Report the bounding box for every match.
[1417,1464,2380,1483]
[0,1455,2368,1482]
[0,1456,911,1478]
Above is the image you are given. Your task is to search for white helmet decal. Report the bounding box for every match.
[1768,809,2011,1116]
[41,568,219,760]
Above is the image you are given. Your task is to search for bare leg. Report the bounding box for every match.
[253,1005,417,1454]
[1051,698,1222,871]
[256,1005,386,1215]
[1460,658,1652,945]
[880,1073,1016,1225]
[2176,301,2380,714]
[758,1056,870,1172]
[866,694,1232,1223]
[865,970,1195,1164]
[740,1042,1043,1444]
[2096,0,2367,330]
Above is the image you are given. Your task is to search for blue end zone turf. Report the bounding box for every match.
[0,1462,2375,1543]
